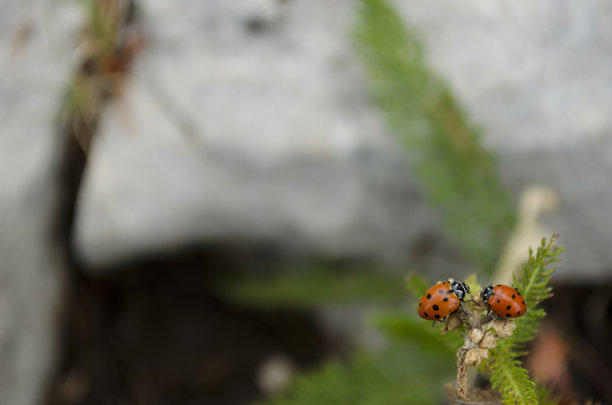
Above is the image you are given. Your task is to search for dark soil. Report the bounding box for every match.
[46,251,332,405]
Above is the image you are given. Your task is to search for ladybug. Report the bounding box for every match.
[418,281,469,321]
[481,284,527,319]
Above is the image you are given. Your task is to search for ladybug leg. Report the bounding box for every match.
[431,320,436,328]
[482,310,494,324]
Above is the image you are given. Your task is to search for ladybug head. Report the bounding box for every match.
[480,284,495,303]
[450,281,469,301]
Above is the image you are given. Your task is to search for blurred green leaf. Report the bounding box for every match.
[463,273,482,298]
[536,384,558,405]
[261,344,454,405]
[404,272,430,300]
[219,267,405,308]
[372,312,463,354]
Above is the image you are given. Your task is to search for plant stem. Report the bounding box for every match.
[457,347,468,400]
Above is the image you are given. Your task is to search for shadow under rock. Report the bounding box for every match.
[46,251,331,405]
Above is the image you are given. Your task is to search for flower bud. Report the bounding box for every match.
[468,328,484,344]
[480,331,498,349]
[492,319,516,338]
[465,348,489,366]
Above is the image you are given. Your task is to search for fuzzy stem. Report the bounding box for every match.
[455,299,482,400]
[456,347,468,400]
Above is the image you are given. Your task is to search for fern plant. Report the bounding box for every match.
[354,0,516,273]
[439,235,563,404]
[398,236,563,404]
[229,0,561,403]
[260,235,563,405]
[485,235,564,404]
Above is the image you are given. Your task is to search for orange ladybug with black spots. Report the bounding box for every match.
[481,284,527,319]
[418,281,469,321]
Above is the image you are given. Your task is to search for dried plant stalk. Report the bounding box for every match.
[456,348,469,400]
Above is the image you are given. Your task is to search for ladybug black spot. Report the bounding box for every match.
[522,300,525,306]
[506,305,511,310]
[496,299,500,303]
[499,290,504,295]
[506,313,511,318]
[438,289,444,294]
[418,302,421,307]
[446,290,453,294]
[443,297,448,302]
[433,305,439,311]
[427,294,431,299]
[512,294,516,299]
[517,311,521,315]
[452,300,458,305]
[424,312,429,318]
[435,314,441,319]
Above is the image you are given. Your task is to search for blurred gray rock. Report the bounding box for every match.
[73,0,454,271]
[396,0,612,278]
[0,1,81,404]
[75,0,612,279]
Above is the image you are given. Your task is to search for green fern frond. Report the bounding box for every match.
[373,312,463,354]
[504,235,564,349]
[487,235,563,404]
[354,0,516,272]
[514,236,563,301]
[488,349,537,405]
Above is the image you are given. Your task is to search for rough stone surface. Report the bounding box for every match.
[0,1,81,404]
[74,0,456,271]
[75,0,612,279]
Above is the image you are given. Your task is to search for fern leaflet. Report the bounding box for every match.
[488,235,564,404]
[488,349,537,405]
